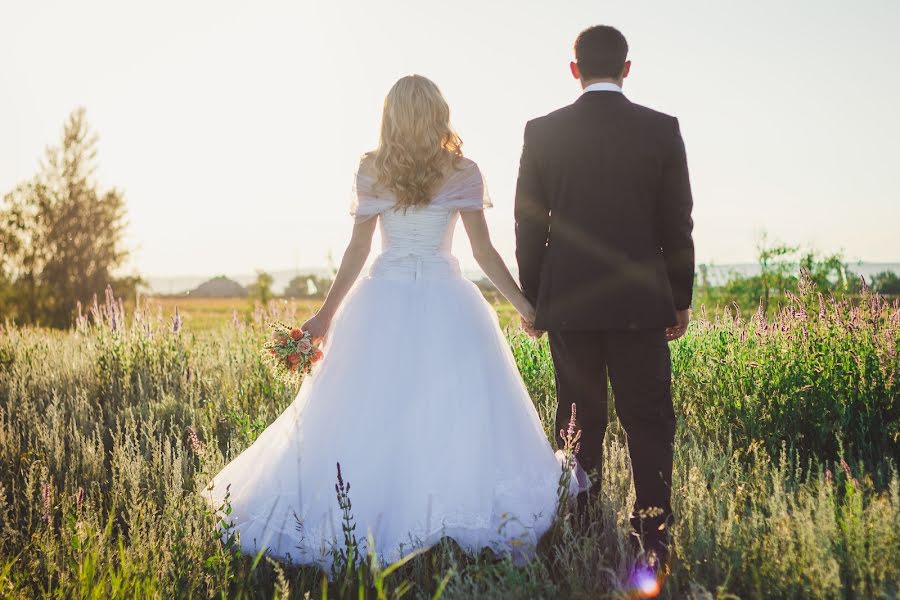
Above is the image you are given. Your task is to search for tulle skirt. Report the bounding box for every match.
[204,273,584,573]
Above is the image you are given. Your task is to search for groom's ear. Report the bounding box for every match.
[570,61,581,81]
[621,60,632,79]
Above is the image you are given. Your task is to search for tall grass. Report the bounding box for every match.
[0,283,897,598]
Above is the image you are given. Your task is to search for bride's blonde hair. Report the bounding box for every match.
[365,75,464,210]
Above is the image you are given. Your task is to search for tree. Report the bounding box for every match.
[692,236,861,315]
[870,270,900,296]
[248,270,274,304]
[0,109,135,327]
[284,273,332,299]
[756,237,799,313]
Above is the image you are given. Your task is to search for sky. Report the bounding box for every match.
[1,0,898,279]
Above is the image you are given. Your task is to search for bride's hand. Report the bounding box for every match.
[521,316,544,339]
[301,313,330,344]
[515,300,544,339]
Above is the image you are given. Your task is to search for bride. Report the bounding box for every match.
[205,75,584,571]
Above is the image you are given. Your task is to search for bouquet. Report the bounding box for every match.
[262,321,324,382]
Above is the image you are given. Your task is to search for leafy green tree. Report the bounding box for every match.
[756,237,799,313]
[0,108,135,327]
[870,270,900,295]
[693,236,861,315]
[248,270,274,304]
[800,251,861,294]
[283,273,332,299]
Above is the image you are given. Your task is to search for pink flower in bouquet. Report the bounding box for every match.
[262,321,323,382]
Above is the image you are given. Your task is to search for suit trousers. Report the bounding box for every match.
[549,329,676,535]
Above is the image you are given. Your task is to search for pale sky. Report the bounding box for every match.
[2,0,898,279]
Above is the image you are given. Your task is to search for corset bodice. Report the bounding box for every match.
[369,206,462,280]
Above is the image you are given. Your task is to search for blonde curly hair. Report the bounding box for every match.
[365,75,464,210]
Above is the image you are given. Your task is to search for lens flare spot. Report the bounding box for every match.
[629,566,661,598]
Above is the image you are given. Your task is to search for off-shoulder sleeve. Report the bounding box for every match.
[350,168,395,223]
[432,159,493,212]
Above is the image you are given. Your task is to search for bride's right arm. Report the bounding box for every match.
[460,210,535,325]
[301,217,378,341]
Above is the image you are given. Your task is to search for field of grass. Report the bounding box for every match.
[0,283,898,598]
[138,293,521,333]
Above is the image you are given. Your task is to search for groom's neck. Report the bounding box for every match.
[580,77,624,89]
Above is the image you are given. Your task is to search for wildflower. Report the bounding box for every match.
[75,487,85,512]
[558,403,582,458]
[566,403,578,441]
[104,285,123,332]
[186,426,203,455]
[90,293,101,325]
[75,301,87,331]
[172,306,183,333]
[840,458,860,487]
[335,462,349,496]
[41,483,52,526]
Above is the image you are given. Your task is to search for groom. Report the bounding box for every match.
[514,25,694,566]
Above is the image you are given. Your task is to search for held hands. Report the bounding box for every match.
[301,312,330,344]
[666,308,690,342]
[516,300,544,339]
[521,317,544,339]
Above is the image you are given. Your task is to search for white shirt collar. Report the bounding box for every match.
[582,82,623,95]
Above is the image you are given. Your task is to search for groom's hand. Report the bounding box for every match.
[666,308,690,341]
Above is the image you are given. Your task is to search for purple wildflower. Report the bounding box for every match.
[172,306,182,333]
[186,426,203,454]
[335,462,347,495]
[559,403,582,457]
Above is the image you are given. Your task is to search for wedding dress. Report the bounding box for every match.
[204,158,585,572]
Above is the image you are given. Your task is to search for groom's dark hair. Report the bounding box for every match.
[574,25,628,80]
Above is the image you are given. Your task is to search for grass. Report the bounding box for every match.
[135,293,520,333]
[0,281,898,598]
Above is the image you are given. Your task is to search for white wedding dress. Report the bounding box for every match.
[205,158,585,573]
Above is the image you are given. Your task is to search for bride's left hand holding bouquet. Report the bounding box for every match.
[262,322,324,382]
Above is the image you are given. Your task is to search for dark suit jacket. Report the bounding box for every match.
[515,90,694,331]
